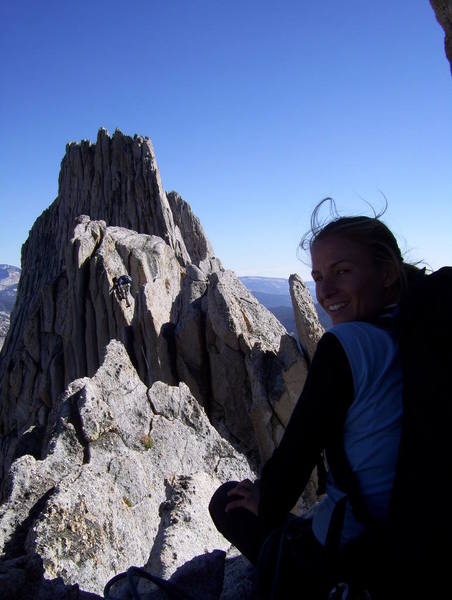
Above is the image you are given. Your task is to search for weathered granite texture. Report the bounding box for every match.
[0,130,312,483]
[0,129,321,597]
[0,213,311,479]
[0,130,218,435]
[0,340,253,597]
[289,274,324,365]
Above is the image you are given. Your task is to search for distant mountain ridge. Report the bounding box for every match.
[240,276,331,331]
[0,265,20,350]
[239,276,291,294]
[0,264,20,311]
[1,270,327,349]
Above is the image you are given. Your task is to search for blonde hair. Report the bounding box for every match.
[300,198,423,299]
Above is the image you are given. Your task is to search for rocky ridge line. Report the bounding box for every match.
[0,129,324,598]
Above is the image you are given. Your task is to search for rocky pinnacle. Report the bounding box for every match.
[0,128,321,597]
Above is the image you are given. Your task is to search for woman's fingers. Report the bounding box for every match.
[225,480,260,515]
[229,479,259,502]
[224,497,247,512]
[227,479,253,497]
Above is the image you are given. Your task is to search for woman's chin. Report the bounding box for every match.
[330,312,354,325]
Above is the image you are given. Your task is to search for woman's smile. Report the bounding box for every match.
[311,236,391,325]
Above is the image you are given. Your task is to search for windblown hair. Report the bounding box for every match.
[299,198,424,300]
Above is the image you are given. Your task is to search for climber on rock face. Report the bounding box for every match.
[112,275,132,307]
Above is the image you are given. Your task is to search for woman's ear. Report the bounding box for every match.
[382,263,399,289]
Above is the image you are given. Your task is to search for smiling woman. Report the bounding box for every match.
[209,198,426,599]
[310,235,397,325]
[305,199,408,325]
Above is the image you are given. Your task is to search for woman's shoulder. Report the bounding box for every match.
[327,320,387,338]
[325,322,400,393]
[326,321,397,357]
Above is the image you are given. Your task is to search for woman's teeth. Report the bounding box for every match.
[328,303,347,312]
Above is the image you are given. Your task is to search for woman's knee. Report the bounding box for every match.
[208,481,239,530]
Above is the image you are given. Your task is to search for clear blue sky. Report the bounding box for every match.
[1,0,451,280]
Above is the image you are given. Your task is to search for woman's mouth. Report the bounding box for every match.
[327,302,348,313]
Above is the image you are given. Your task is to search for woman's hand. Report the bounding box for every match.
[225,479,260,516]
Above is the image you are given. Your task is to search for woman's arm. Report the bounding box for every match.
[258,332,354,529]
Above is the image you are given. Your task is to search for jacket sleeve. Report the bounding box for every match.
[258,331,354,529]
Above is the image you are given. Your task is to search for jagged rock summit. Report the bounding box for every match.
[0,129,221,476]
[0,129,323,598]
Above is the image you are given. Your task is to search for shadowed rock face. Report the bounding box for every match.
[206,270,308,463]
[0,130,221,476]
[0,132,217,371]
[0,130,313,476]
[0,129,321,597]
[0,213,310,478]
[167,191,218,273]
[430,0,452,73]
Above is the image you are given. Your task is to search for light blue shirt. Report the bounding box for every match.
[312,322,403,546]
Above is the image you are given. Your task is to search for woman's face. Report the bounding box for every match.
[310,235,392,325]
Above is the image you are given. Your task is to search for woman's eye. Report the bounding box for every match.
[337,269,349,275]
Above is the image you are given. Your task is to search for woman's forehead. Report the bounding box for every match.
[311,235,370,266]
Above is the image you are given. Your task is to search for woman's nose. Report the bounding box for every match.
[317,277,337,299]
